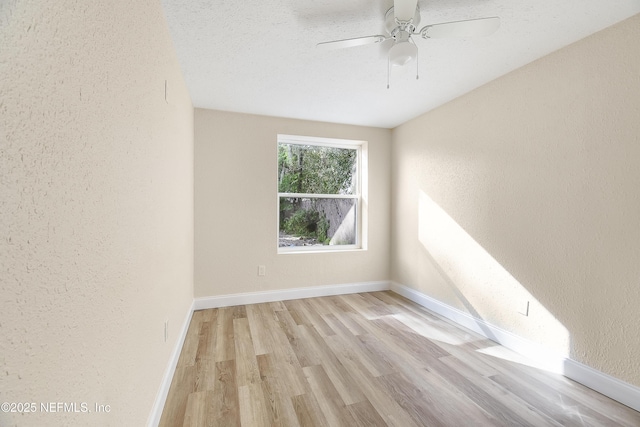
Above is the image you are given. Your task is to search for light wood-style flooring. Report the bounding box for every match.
[159,291,640,426]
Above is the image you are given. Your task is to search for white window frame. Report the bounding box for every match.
[277,134,368,254]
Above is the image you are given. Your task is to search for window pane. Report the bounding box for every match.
[278,143,357,195]
[279,197,356,247]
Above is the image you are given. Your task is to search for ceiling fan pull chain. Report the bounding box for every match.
[415,40,419,80]
[387,56,391,89]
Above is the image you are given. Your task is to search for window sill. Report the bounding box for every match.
[278,246,365,255]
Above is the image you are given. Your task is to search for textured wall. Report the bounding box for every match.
[391,14,640,386]
[194,109,391,297]
[0,1,194,426]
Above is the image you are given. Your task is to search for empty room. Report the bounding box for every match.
[2,0,639,426]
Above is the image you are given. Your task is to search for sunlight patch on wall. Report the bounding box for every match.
[418,190,569,357]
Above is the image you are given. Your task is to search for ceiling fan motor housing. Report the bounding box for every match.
[385,6,421,35]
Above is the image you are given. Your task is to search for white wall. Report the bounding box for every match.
[194,109,391,297]
[391,14,640,387]
[0,1,194,426]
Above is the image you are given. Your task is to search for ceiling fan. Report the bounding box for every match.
[317,0,500,87]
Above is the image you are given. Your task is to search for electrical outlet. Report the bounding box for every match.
[164,319,169,342]
[519,301,530,317]
[258,265,266,276]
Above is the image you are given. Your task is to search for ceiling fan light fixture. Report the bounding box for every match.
[389,41,417,66]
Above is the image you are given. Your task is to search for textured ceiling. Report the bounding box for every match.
[161,0,640,128]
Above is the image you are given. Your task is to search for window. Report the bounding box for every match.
[278,134,367,253]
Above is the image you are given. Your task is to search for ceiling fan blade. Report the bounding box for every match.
[394,0,419,22]
[316,35,386,51]
[420,17,500,39]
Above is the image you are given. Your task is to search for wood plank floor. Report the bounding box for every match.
[158,291,640,426]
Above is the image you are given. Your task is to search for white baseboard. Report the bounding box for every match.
[562,358,640,412]
[147,301,195,427]
[390,282,640,412]
[193,281,390,310]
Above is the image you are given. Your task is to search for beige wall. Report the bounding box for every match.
[391,14,640,387]
[195,109,391,297]
[0,1,194,426]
